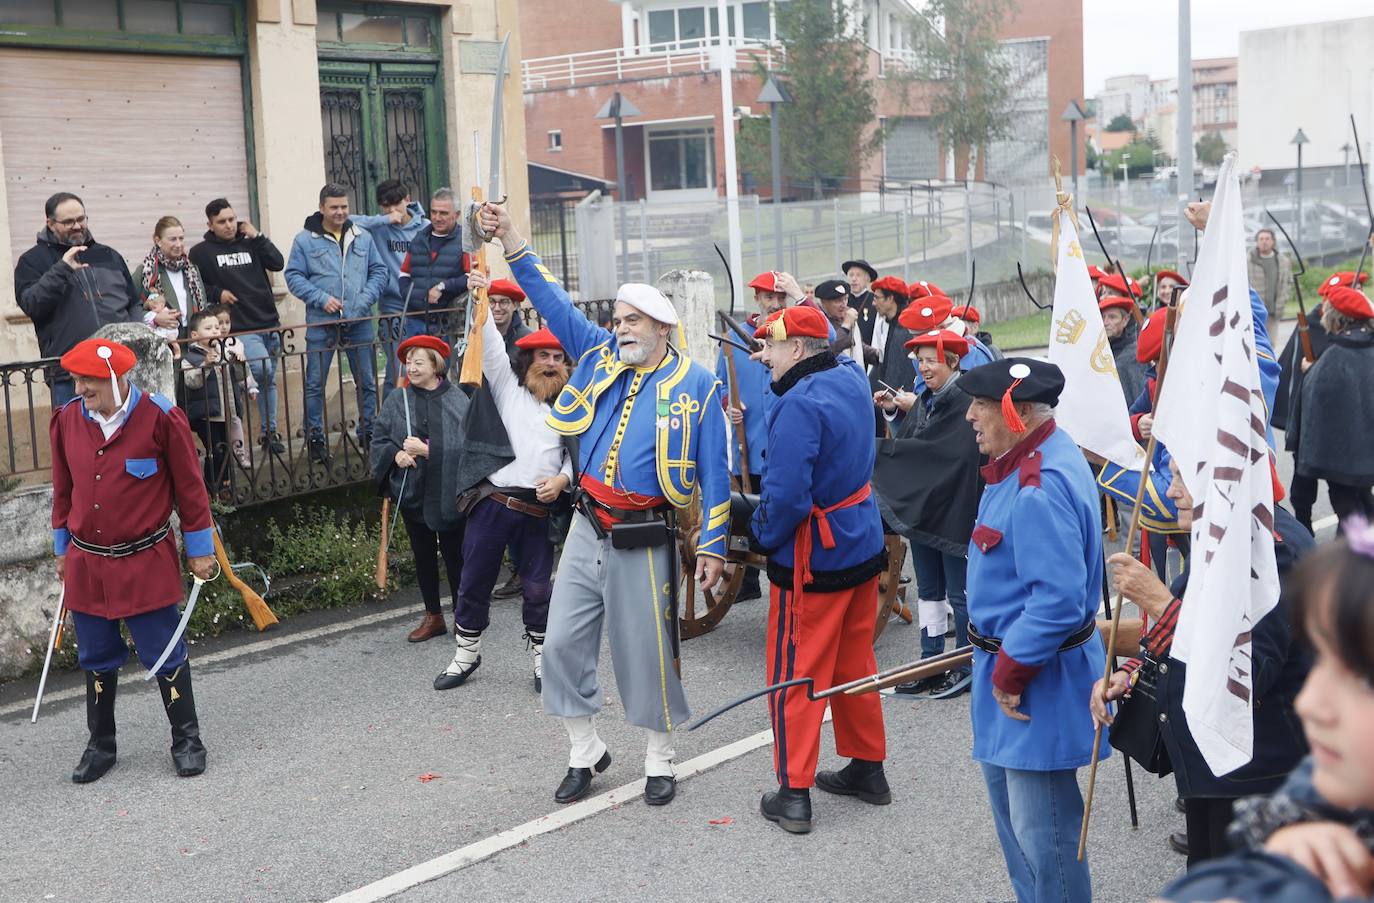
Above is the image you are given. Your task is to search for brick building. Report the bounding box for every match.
[518,0,1084,203]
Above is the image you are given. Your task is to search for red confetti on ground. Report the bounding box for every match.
[708,817,733,826]
[417,772,441,783]
[115,810,128,817]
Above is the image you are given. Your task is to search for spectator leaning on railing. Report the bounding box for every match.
[396,187,468,341]
[14,191,143,409]
[285,183,388,465]
[189,198,287,454]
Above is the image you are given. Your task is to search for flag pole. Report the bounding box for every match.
[1077,286,1181,861]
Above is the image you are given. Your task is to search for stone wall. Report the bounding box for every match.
[0,485,60,680]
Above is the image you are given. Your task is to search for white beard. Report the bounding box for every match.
[617,341,650,366]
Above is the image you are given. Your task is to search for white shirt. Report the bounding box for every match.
[85,387,134,440]
[166,268,188,310]
[480,310,574,489]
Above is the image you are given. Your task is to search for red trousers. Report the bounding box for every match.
[766,576,886,789]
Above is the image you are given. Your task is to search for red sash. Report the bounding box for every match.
[789,482,872,641]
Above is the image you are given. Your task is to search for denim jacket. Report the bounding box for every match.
[285,212,388,323]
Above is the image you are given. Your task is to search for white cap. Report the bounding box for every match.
[97,343,124,408]
[615,283,679,326]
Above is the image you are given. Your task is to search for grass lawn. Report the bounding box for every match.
[986,309,1052,352]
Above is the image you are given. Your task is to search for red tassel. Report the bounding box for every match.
[1001,378,1026,433]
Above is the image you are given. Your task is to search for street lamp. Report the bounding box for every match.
[1341,141,1353,187]
[757,76,793,266]
[596,91,642,285]
[1061,100,1088,200]
[1292,128,1309,255]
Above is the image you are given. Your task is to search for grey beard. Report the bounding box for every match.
[617,342,650,366]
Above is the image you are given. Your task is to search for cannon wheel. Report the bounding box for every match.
[872,535,910,641]
[677,525,758,639]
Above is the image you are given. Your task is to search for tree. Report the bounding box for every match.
[737,0,881,198]
[1196,132,1228,166]
[1104,114,1136,133]
[905,0,1016,181]
[1104,140,1158,178]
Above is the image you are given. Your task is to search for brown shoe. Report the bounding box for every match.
[408,612,447,643]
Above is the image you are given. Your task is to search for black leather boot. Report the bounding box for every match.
[72,670,118,784]
[815,758,892,805]
[157,665,207,777]
[760,787,812,834]
[555,749,611,804]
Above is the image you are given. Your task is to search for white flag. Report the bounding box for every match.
[1153,153,1280,776]
[1046,207,1146,471]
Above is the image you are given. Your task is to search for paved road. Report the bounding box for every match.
[0,316,1333,903]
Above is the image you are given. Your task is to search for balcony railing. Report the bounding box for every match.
[522,37,785,92]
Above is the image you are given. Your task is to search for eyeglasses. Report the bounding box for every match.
[53,215,88,227]
[488,298,515,308]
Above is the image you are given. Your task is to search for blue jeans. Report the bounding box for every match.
[49,375,76,411]
[980,763,1093,903]
[304,320,377,441]
[378,313,404,402]
[236,331,281,436]
[907,539,969,661]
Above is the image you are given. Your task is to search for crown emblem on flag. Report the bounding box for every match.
[1054,309,1087,345]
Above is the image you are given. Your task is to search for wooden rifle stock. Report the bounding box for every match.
[376,498,391,590]
[459,186,490,387]
[213,528,278,630]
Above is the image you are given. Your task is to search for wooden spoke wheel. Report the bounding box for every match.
[872,535,912,641]
[677,526,762,639]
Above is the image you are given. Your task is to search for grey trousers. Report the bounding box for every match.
[541,512,691,732]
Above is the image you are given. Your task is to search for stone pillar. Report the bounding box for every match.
[657,269,716,365]
[94,322,175,399]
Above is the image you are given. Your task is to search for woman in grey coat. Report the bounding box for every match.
[371,335,470,643]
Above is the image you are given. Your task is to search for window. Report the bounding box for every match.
[644,3,772,50]
[316,5,436,49]
[647,127,715,193]
[0,0,238,36]
[741,2,769,39]
[678,6,705,42]
[548,130,562,151]
[647,9,675,46]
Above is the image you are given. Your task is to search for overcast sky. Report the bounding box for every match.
[1083,0,1374,96]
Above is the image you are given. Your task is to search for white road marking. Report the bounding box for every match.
[1313,513,1338,533]
[328,714,832,903]
[1,607,413,719]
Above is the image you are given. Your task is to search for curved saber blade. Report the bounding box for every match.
[30,587,65,723]
[487,34,512,200]
[144,577,206,680]
[687,677,817,731]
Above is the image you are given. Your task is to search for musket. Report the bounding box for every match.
[1100,550,1137,829]
[1350,115,1373,287]
[1015,262,1051,310]
[719,309,761,352]
[213,527,277,630]
[1078,288,1181,861]
[459,33,512,387]
[30,587,65,723]
[715,312,752,488]
[1143,225,1158,306]
[1084,206,1145,326]
[1265,209,1315,363]
[709,332,754,356]
[376,498,391,590]
[687,644,975,731]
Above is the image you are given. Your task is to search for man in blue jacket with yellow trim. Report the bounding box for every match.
[750,305,889,835]
[960,358,1107,902]
[478,202,729,809]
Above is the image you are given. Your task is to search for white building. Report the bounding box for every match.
[1095,73,1150,126]
[1238,16,1374,180]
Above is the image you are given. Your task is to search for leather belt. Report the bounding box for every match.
[488,490,550,518]
[69,521,172,558]
[967,620,1097,656]
[572,488,671,525]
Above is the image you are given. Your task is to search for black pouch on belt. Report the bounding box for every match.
[610,520,671,550]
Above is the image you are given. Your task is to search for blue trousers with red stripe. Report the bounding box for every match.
[766,576,886,789]
[71,604,188,675]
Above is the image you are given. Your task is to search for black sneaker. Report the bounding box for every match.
[259,434,286,455]
[893,675,942,695]
[309,437,329,464]
[924,670,973,699]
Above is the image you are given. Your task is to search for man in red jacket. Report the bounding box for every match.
[50,338,217,783]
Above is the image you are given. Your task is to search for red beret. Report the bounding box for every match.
[61,338,136,379]
[898,294,954,332]
[1087,264,1106,283]
[907,280,946,301]
[488,279,525,304]
[1319,271,1370,298]
[1097,271,1140,297]
[904,328,970,359]
[1136,308,1169,363]
[748,271,781,293]
[397,334,451,362]
[1326,286,1374,320]
[950,304,982,325]
[1098,295,1137,314]
[871,275,908,298]
[754,305,829,341]
[514,327,565,352]
[1154,270,1188,286]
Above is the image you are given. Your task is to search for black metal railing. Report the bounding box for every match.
[2,298,614,502]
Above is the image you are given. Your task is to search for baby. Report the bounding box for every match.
[143,294,181,358]
[206,304,258,468]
